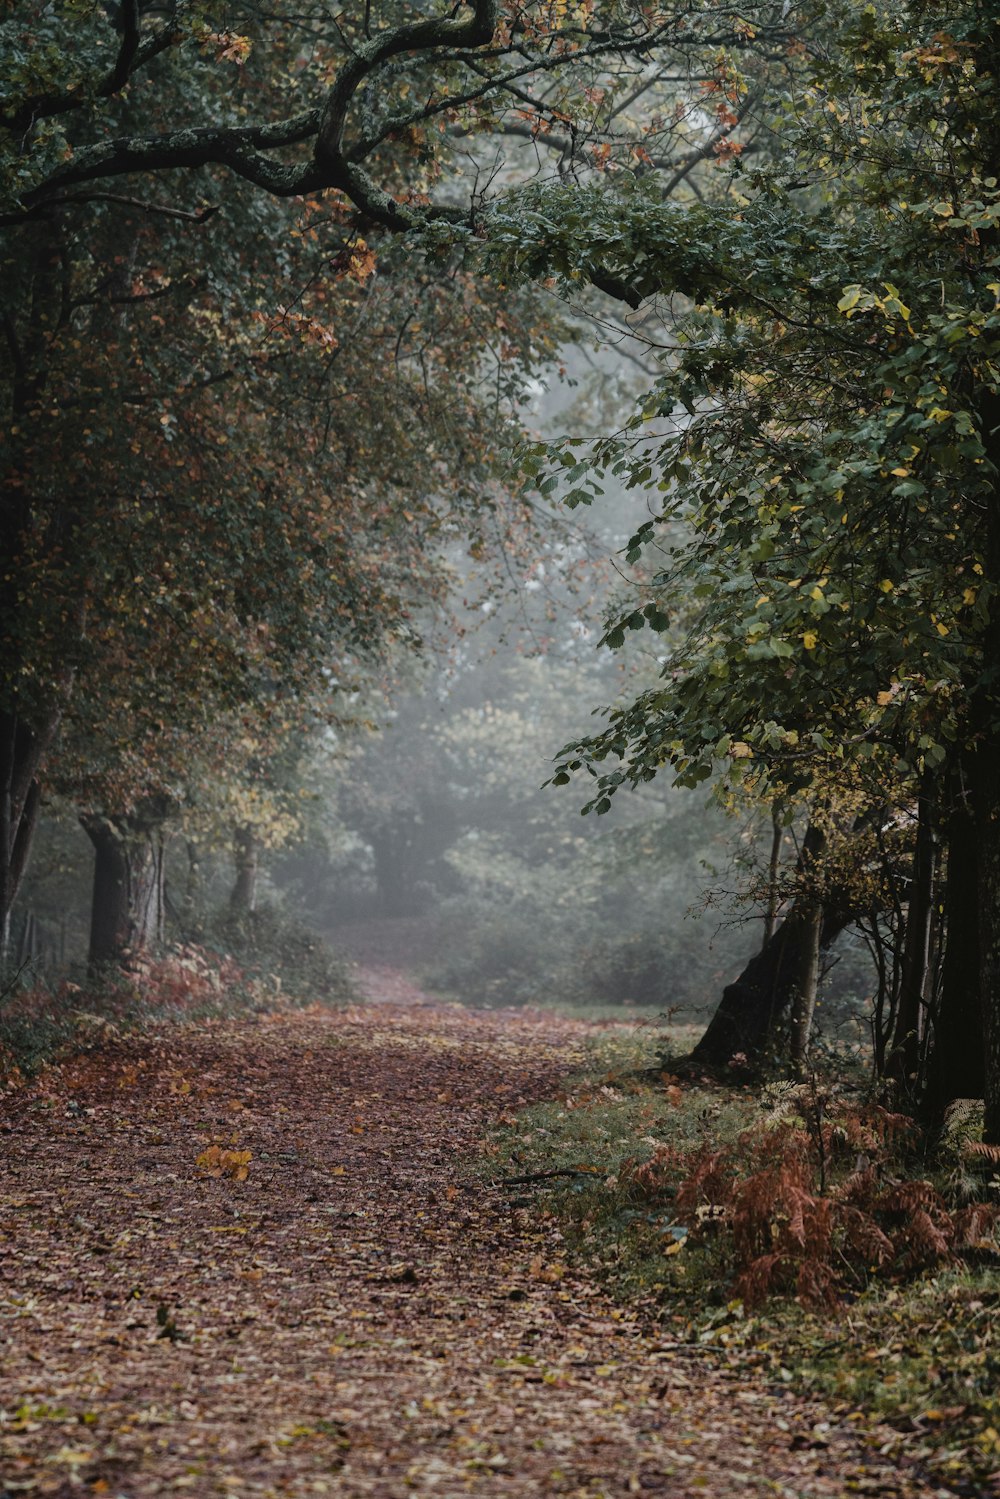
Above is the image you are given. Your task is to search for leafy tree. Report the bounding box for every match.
[2,0,786,232]
[1,163,554,956]
[512,0,1000,1134]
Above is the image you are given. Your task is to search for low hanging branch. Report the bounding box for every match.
[3,0,783,272]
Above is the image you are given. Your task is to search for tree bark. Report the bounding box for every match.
[762,803,784,950]
[229,826,259,916]
[81,805,167,971]
[689,822,845,1068]
[0,709,54,960]
[789,899,823,1077]
[886,781,939,1091]
[925,784,985,1112]
[974,389,1000,1144]
[689,903,850,1067]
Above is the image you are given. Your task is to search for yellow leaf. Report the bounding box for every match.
[802,632,818,650]
[963,587,977,605]
[196,1145,252,1180]
[890,467,910,477]
[936,620,950,637]
[880,579,894,593]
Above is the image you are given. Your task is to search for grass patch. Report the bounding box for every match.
[487,1026,1000,1489]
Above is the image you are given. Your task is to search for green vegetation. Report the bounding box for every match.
[489,1027,1000,1481]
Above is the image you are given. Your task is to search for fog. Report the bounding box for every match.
[9,330,871,1036]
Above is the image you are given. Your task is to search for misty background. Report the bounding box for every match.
[8,330,872,1035]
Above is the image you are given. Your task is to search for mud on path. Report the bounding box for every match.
[0,982,950,1498]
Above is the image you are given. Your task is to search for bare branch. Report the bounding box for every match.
[40,192,221,225]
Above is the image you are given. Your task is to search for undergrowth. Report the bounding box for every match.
[488,1024,1000,1487]
[0,914,358,1082]
[210,904,357,1007]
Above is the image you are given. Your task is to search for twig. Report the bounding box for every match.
[44,193,221,224]
[497,1167,601,1186]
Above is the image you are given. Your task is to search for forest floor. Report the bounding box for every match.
[0,970,972,1498]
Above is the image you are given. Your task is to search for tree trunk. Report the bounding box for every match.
[925,784,984,1112]
[81,806,167,971]
[762,803,784,950]
[690,902,851,1067]
[177,840,204,938]
[690,822,845,1068]
[370,818,417,917]
[789,900,823,1077]
[975,750,1000,1144]
[886,781,939,1091]
[975,389,1000,1144]
[0,709,53,961]
[229,826,259,916]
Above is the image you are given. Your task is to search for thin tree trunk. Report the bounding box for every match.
[180,840,203,934]
[975,388,1000,1144]
[0,710,52,960]
[789,900,823,1077]
[81,806,167,971]
[762,803,784,950]
[886,781,938,1090]
[690,822,843,1068]
[925,783,984,1111]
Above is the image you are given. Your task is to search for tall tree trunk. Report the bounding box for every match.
[0,709,54,960]
[690,823,843,1068]
[180,840,204,934]
[886,781,939,1091]
[974,726,1000,1145]
[81,805,167,971]
[975,389,1000,1144]
[229,826,259,916]
[925,783,985,1112]
[762,802,784,950]
[370,818,416,917]
[789,900,823,1077]
[1,228,74,956]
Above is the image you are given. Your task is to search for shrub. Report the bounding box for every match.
[619,1086,1000,1307]
[212,904,357,1006]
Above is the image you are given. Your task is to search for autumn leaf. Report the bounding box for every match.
[196,1145,252,1180]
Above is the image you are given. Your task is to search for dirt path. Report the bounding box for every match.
[0,981,949,1498]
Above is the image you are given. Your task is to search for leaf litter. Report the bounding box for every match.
[0,970,974,1496]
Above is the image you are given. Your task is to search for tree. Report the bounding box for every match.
[523,0,1000,1133]
[2,0,786,234]
[1,131,556,959]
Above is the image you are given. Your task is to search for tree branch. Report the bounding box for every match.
[105,0,142,97]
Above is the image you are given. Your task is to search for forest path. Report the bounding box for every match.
[0,985,941,1498]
